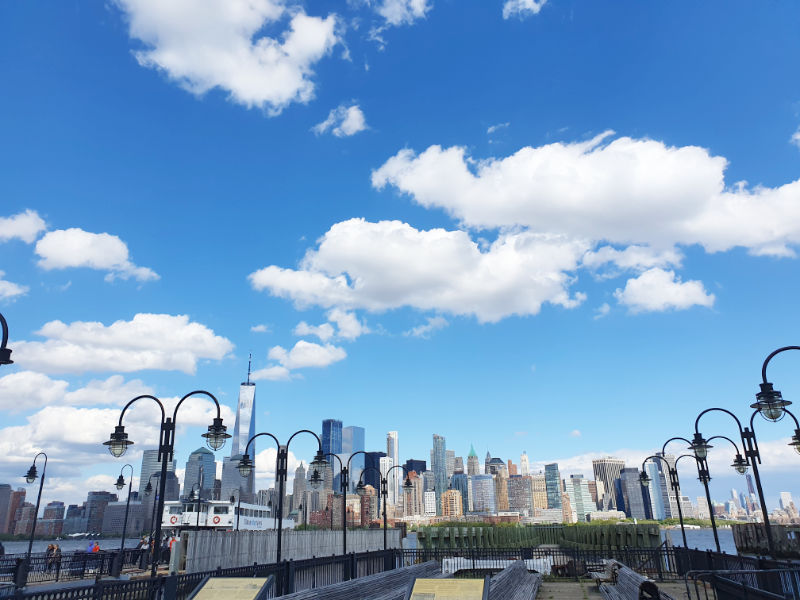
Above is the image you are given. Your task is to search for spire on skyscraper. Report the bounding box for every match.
[468,444,477,458]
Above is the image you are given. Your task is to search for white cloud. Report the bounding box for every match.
[251,324,271,333]
[502,0,547,19]
[487,122,510,134]
[115,0,339,115]
[249,219,588,323]
[327,308,370,340]
[268,340,346,369]
[250,365,291,381]
[253,446,302,491]
[593,303,610,320]
[570,429,582,437]
[583,245,683,275]
[372,132,800,258]
[404,315,448,338]
[313,103,368,137]
[791,127,800,149]
[293,321,335,341]
[614,268,715,313]
[0,210,46,243]
[13,313,234,374]
[0,271,28,300]
[376,0,431,26]
[35,228,158,282]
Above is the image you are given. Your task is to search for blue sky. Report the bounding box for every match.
[1,0,800,511]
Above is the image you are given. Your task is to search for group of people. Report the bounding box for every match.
[45,544,62,571]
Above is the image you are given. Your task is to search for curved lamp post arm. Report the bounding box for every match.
[749,407,800,433]
[357,466,382,486]
[173,390,223,422]
[695,408,745,437]
[287,429,322,450]
[662,437,692,455]
[707,435,743,454]
[118,395,166,426]
[0,311,12,365]
[385,464,410,481]
[325,452,344,470]
[346,450,368,469]
[243,432,281,457]
[761,346,800,383]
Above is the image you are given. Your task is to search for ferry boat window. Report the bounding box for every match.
[169,507,182,514]
[213,506,228,514]
[185,505,194,512]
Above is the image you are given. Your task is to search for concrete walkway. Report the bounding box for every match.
[537,579,690,599]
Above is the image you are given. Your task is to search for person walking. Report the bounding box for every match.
[46,544,55,572]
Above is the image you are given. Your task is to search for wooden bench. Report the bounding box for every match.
[488,560,543,600]
[278,560,441,600]
[598,566,660,600]
[588,559,620,589]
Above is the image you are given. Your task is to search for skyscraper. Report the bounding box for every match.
[231,363,257,499]
[565,475,595,522]
[592,457,625,510]
[232,362,257,459]
[467,445,480,476]
[432,434,447,515]
[620,467,650,519]
[520,452,530,476]
[450,473,470,514]
[138,449,176,497]
[386,431,399,505]
[544,463,562,509]
[364,452,387,492]
[470,474,496,513]
[644,459,666,519]
[404,459,426,476]
[342,425,365,493]
[446,450,455,479]
[322,419,343,457]
[184,447,215,498]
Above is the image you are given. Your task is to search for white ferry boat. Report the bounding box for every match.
[161,499,277,531]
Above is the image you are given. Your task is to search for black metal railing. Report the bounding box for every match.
[7,545,800,600]
[0,548,148,586]
[686,569,800,600]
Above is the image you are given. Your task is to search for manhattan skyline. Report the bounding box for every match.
[1,1,800,510]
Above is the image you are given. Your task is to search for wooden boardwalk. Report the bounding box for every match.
[537,579,689,600]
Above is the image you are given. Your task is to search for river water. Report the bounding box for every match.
[661,527,737,554]
[0,538,141,555]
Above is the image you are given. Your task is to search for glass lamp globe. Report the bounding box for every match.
[237,456,253,478]
[104,426,133,458]
[202,418,230,451]
[731,454,749,475]
[115,475,126,490]
[25,465,37,484]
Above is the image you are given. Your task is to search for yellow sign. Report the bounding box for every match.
[409,578,485,599]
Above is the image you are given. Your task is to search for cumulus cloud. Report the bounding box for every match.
[327,308,370,340]
[372,132,800,258]
[249,219,588,323]
[0,210,46,243]
[404,315,448,338]
[502,0,547,19]
[376,0,431,26]
[268,340,346,369]
[115,0,339,115]
[251,324,270,333]
[792,127,800,149]
[293,321,335,341]
[13,313,234,374]
[313,103,368,137]
[593,303,610,320]
[614,268,715,313]
[0,271,28,300]
[250,364,291,381]
[35,228,158,282]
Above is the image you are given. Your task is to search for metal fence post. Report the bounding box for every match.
[287,559,295,594]
[162,573,178,600]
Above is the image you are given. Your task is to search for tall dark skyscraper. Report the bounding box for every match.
[322,419,343,457]
[432,434,447,515]
[342,425,365,493]
[364,452,387,490]
[544,463,562,509]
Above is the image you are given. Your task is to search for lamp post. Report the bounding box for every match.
[16,452,47,587]
[356,465,413,550]
[693,407,779,554]
[325,451,367,556]
[112,464,134,577]
[0,311,13,365]
[104,391,230,577]
[229,490,242,531]
[188,484,202,529]
[753,346,800,423]
[640,452,697,549]
[236,430,326,564]
[144,476,159,546]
